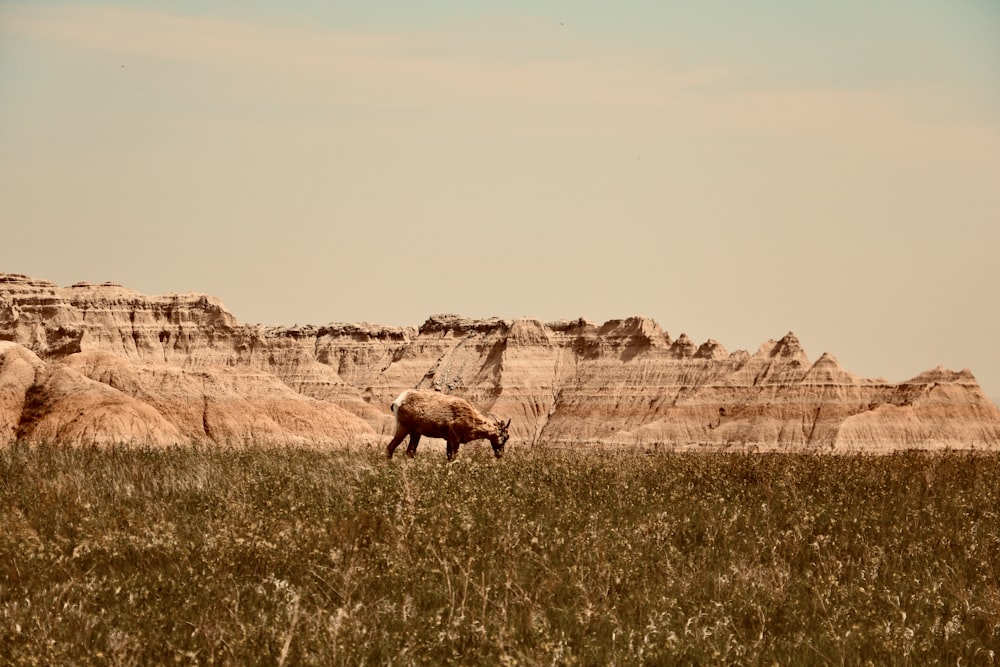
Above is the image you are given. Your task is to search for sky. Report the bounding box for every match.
[1,1,999,402]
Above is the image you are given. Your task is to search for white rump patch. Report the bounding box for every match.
[391,390,412,415]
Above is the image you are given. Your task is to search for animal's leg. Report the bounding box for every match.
[385,424,408,459]
[405,433,421,458]
[445,426,461,461]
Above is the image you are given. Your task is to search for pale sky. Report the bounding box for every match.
[2,1,999,402]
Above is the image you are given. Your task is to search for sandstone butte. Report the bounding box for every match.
[2,272,999,452]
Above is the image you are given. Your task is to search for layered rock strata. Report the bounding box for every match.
[2,273,999,450]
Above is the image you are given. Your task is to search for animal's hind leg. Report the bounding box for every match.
[405,433,421,458]
[446,440,459,462]
[386,424,408,459]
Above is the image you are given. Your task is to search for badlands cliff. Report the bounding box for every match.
[2,273,999,450]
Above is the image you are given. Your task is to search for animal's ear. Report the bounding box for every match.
[505,419,512,429]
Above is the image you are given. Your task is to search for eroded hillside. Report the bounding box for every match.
[2,273,999,449]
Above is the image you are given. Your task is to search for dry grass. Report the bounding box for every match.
[2,443,999,665]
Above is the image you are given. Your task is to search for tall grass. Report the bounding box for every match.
[1,443,999,665]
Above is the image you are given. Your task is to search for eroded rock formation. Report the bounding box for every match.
[2,273,999,450]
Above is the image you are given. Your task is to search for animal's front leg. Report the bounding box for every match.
[446,441,459,461]
[405,433,421,458]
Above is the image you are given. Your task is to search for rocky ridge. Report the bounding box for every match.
[2,273,999,450]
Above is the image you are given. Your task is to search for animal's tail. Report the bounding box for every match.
[390,389,410,416]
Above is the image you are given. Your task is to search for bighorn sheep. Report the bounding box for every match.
[386,389,511,461]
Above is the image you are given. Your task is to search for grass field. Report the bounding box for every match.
[2,442,999,665]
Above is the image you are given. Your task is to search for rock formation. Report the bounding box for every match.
[2,273,999,450]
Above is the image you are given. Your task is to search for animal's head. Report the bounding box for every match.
[491,418,511,458]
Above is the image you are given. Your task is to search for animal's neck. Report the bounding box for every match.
[471,419,497,441]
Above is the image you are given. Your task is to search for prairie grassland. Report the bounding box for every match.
[1,443,999,665]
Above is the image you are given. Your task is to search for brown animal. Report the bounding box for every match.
[386,389,511,461]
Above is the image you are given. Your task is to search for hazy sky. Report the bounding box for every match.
[2,1,999,401]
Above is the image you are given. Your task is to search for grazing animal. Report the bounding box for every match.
[386,389,511,461]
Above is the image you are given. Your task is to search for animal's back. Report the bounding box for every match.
[390,390,478,436]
